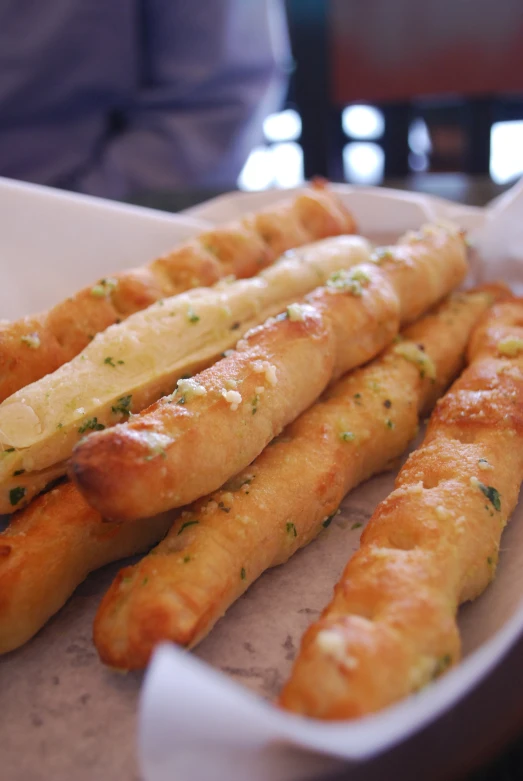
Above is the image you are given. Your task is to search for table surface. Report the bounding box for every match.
[3,174,522,781]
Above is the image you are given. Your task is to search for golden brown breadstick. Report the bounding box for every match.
[92,286,504,669]
[0,235,371,515]
[0,482,175,654]
[71,224,468,522]
[0,184,355,403]
[279,297,523,720]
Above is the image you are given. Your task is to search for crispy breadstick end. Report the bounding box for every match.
[92,286,503,669]
[71,225,468,522]
[0,482,174,654]
[280,297,523,719]
[0,187,355,402]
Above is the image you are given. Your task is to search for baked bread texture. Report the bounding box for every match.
[280,297,523,719]
[0,235,371,514]
[91,286,503,669]
[0,184,356,403]
[71,224,468,522]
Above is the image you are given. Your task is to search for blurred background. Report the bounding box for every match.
[237,0,523,203]
[2,0,523,206]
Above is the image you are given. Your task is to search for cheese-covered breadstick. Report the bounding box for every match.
[0,482,175,654]
[0,235,371,515]
[92,287,503,669]
[0,184,355,403]
[280,297,523,719]
[71,224,468,522]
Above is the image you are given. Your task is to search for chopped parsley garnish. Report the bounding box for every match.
[240,567,246,580]
[177,520,199,535]
[386,419,395,429]
[339,431,355,442]
[187,307,200,324]
[218,502,230,513]
[104,356,116,367]
[251,394,259,415]
[9,486,26,506]
[353,393,362,405]
[13,469,25,476]
[78,417,105,434]
[1,448,15,458]
[351,522,363,530]
[322,512,336,528]
[478,483,501,512]
[433,653,452,679]
[286,522,297,537]
[20,333,41,349]
[142,577,149,586]
[230,321,240,331]
[91,278,117,298]
[183,554,191,563]
[144,447,166,461]
[487,556,494,567]
[57,423,63,429]
[111,395,132,415]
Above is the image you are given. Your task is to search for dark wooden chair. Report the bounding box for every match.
[285,0,523,180]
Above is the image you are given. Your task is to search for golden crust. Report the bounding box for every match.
[92,287,502,669]
[0,481,174,654]
[70,225,468,522]
[0,235,373,515]
[0,185,355,402]
[280,297,523,720]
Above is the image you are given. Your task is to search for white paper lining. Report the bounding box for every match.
[0,176,522,781]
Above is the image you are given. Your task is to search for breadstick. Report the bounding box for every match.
[0,482,176,654]
[0,235,371,515]
[92,286,504,669]
[0,184,355,403]
[71,224,468,522]
[280,297,523,720]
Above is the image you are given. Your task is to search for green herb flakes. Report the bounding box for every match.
[286,522,297,538]
[187,307,200,324]
[12,469,25,476]
[111,395,132,415]
[339,431,355,442]
[91,278,117,298]
[478,483,501,512]
[9,486,26,506]
[433,653,452,679]
[351,522,363,530]
[20,333,40,349]
[78,417,105,434]
[240,567,246,580]
[178,520,199,535]
[322,512,336,528]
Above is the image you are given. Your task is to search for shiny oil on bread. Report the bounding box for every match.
[70,224,468,522]
[91,287,505,669]
[0,235,371,514]
[0,183,356,403]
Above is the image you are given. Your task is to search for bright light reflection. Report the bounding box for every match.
[342,105,384,140]
[263,109,302,143]
[343,142,384,185]
[490,121,523,184]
